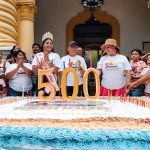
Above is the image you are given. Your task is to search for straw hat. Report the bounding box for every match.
[141,53,150,60]
[101,38,120,50]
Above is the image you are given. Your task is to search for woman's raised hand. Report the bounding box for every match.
[17,60,24,68]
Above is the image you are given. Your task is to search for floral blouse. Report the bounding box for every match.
[130,60,146,79]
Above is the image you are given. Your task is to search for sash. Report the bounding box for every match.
[36,54,60,91]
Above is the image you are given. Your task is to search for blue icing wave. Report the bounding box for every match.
[0,126,149,150]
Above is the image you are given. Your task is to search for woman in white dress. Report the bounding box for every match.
[32,32,61,96]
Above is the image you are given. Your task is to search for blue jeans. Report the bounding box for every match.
[129,85,145,97]
[67,85,84,96]
[7,87,32,96]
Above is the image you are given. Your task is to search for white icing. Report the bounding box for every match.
[0,98,149,120]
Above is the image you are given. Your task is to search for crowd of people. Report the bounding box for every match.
[0,32,150,97]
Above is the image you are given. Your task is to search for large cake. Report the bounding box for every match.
[0,96,150,149]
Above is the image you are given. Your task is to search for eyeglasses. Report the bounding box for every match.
[69,46,78,49]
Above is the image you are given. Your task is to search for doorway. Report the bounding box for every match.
[74,16,112,63]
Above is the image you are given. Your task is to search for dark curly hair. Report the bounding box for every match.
[13,50,27,62]
[131,49,143,56]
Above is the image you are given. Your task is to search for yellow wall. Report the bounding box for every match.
[0,0,17,46]
[0,0,36,58]
[17,0,36,57]
[0,0,150,57]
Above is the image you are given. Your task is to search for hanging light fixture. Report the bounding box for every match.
[81,0,104,19]
[82,0,104,8]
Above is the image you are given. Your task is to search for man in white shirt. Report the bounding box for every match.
[60,41,87,96]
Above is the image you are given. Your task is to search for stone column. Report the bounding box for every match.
[0,0,17,48]
[17,0,36,58]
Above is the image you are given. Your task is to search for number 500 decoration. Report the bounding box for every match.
[38,67,100,100]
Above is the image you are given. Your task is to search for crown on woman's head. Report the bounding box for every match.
[42,32,53,42]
